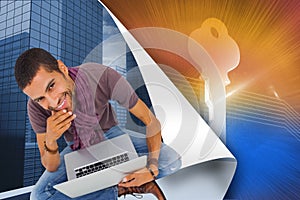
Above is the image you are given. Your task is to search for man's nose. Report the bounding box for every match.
[46,94,59,110]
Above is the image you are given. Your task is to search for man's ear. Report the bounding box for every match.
[57,60,68,75]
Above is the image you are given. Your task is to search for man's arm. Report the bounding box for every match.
[129,99,161,173]
[119,98,161,187]
[36,132,60,172]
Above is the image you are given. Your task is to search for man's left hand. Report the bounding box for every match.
[118,166,158,187]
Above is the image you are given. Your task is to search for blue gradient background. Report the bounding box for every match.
[226,117,300,199]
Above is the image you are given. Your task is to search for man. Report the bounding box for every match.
[14,48,181,199]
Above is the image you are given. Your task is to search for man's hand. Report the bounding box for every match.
[46,109,76,144]
[118,166,159,187]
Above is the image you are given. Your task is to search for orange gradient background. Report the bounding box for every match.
[102,0,300,112]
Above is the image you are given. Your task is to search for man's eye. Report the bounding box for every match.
[49,82,55,90]
[35,97,44,103]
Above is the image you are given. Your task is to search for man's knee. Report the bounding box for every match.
[159,157,182,178]
[157,144,182,178]
[29,185,39,200]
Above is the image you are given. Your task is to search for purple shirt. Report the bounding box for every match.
[27,63,138,142]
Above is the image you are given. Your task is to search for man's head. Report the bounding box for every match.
[14,48,74,112]
[14,48,62,90]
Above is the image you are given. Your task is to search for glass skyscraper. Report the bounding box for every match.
[0,0,103,198]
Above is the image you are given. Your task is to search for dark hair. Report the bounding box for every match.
[14,48,61,90]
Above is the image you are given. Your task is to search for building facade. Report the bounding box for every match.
[0,0,103,196]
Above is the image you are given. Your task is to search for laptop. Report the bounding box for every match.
[53,133,147,198]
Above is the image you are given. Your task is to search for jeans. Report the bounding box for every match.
[30,126,182,199]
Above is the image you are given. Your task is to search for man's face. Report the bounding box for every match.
[23,66,74,112]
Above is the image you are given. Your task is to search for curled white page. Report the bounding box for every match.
[99,1,237,199]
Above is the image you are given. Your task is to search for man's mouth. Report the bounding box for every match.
[54,93,67,111]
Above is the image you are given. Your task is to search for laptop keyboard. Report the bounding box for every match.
[74,153,130,178]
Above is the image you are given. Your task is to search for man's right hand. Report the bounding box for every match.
[46,109,76,144]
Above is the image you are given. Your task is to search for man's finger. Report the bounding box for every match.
[54,111,74,124]
[118,174,136,186]
[57,114,76,130]
[51,109,68,119]
[119,179,136,187]
[119,181,135,187]
[121,174,134,183]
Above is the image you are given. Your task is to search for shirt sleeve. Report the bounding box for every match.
[27,99,51,133]
[105,67,139,109]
